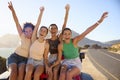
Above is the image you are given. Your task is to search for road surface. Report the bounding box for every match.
[87,49,120,80]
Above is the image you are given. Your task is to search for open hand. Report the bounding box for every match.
[102,12,108,19]
[99,12,108,23]
[8,1,14,11]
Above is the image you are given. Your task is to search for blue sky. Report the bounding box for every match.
[0,0,120,42]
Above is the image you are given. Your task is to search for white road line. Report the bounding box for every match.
[87,51,119,80]
[99,50,120,62]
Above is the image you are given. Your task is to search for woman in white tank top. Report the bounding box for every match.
[24,26,49,80]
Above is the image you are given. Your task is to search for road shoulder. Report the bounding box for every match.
[81,49,108,80]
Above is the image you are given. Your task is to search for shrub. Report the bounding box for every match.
[0,56,7,74]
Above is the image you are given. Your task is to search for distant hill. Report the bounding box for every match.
[0,31,118,48]
[109,43,120,53]
[71,31,109,47]
[104,39,120,46]
[111,43,120,48]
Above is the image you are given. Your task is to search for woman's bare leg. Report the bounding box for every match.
[18,63,26,80]
[59,65,67,80]
[66,67,80,80]
[53,64,60,80]
[9,63,17,80]
[24,64,34,80]
[34,65,44,80]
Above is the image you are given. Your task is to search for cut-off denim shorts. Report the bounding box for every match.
[6,53,27,68]
[48,54,57,64]
[62,57,82,71]
[27,58,44,67]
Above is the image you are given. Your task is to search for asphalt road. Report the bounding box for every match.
[87,49,120,80]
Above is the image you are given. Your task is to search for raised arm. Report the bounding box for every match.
[8,1,22,36]
[59,4,70,41]
[31,6,44,43]
[73,12,108,44]
[62,4,70,30]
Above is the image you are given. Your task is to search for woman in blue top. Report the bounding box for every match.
[58,12,108,80]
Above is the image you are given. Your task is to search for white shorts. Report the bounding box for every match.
[27,58,44,67]
[62,57,82,71]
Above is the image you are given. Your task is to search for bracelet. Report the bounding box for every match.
[96,21,100,25]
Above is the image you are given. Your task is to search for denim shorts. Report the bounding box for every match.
[27,58,44,67]
[62,57,82,71]
[6,53,28,67]
[48,54,57,64]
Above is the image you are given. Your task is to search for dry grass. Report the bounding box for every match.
[81,49,108,80]
[109,50,120,54]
